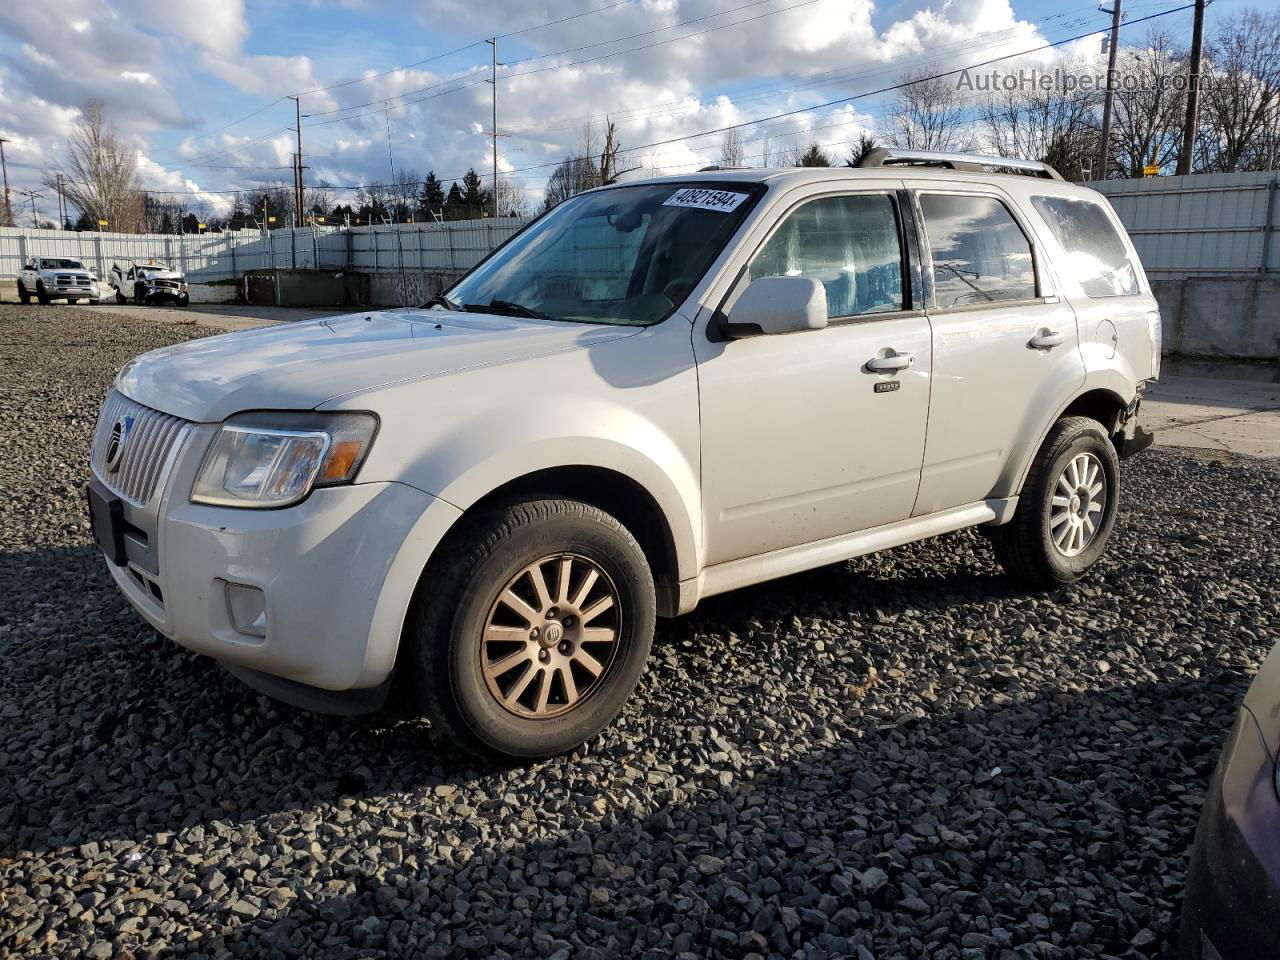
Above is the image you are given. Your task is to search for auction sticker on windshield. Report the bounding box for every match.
[663,188,749,213]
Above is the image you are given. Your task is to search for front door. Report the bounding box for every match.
[696,189,933,567]
[908,186,1085,516]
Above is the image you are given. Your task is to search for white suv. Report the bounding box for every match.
[87,150,1159,759]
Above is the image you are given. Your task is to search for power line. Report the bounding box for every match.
[110,2,1191,198]
[301,0,829,126]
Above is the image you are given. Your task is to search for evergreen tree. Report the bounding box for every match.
[460,168,488,217]
[795,143,832,167]
[419,171,445,219]
[443,182,466,220]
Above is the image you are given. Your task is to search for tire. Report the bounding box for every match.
[88,299,100,305]
[177,294,189,306]
[36,283,50,305]
[990,416,1120,588]
[115,289,127,304]
[17,282,30,304]
[134,285,146,306]
[403,498,656,760]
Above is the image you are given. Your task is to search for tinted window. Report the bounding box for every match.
[748,194,904,318]
[920,194,1037,307]
[1032,195,1139,297]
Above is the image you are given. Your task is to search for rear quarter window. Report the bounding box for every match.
[1031,195,1140,298]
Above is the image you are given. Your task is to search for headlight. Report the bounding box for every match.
[191,411,378,508]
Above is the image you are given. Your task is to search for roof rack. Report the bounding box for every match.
[697,164,755,172]
[857,148,1064,180]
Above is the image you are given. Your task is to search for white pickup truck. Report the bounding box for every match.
[17,258,101,304]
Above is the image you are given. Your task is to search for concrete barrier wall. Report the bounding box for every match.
[1152,278,1279,362]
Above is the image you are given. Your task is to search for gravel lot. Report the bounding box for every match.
[2,303,1278,959]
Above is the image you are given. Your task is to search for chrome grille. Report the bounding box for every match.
[91,391,190,505]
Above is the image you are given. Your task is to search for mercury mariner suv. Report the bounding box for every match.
[87,149,1160,759]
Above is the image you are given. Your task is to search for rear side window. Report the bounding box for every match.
[748,193,905,318]
[1031,195,1139,298]
[919,194,1037,308]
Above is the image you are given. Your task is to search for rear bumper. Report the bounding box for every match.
[1180,707,1280,960]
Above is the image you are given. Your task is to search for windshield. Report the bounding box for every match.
[39,259,85,270]
[443,182,761,325]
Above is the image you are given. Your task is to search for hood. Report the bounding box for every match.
[117,308,642,422]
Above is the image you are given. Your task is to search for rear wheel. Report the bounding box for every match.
[990,416,1120,588]
[403,498,655,760]
[17,282,30,304]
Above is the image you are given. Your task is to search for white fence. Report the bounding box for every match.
[6,173,1275,286]
[1088,171,1279,279]
[0,217,529,283]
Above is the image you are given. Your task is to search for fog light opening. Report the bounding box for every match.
[225,582,268,638]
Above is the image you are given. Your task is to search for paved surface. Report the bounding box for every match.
[3,305,1279,959]
[1143,376,1280,460]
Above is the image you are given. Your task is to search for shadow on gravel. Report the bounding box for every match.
[0,536,1254,958]
[197,675,1240,959]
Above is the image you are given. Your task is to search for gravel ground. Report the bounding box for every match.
[2,303,1278,960]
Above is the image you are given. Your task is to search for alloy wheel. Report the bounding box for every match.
[1050,452,1107,557]
[480,553,621,719]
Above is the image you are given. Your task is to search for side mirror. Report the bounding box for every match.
[722,276,828,339]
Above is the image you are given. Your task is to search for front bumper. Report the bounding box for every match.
[1180,707,1280,959]
[49,283,98,298]
[97,450,456,695]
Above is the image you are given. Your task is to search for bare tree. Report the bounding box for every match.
[719,128,745,167]
[541,119,626,210]
[759,136,775,167]
[494,178,529,218]
[1197,11,1280,172]
[979,58,1100,177]
[47,100,143,232]
[1111,30,1189,176]
[880,66,974,152]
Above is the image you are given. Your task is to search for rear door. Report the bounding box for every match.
[907,184,1085,516]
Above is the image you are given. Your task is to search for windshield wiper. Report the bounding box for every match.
[424,293,459,310]
[463,299,556,321]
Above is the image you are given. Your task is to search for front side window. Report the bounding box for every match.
[1031,195,1139,298]
[747,193,905,318]
[445,183,761,326]
[920,194,1037,308]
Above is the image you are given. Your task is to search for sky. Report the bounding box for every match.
[0,0,1252,223]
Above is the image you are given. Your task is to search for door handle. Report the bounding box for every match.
[865,352,913,372]
[1029,329,1064,350]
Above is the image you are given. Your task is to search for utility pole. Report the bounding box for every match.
[1176,0,1206,176]
[1097,0,1123,180]
[289,95,304,225]
[17,189,40,227]
[0,138,11,227]
[55,173,66,228]
[487,38,499,218]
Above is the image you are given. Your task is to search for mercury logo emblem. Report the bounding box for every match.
[104,416,132,473]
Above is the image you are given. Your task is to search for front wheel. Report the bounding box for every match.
[403,498,655,760]
[990,416,1120,588]
[115,288,127,304]
[36,283,50,305]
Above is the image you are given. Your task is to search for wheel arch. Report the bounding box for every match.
[452,465,684,618]
[1000,380,1134,501]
